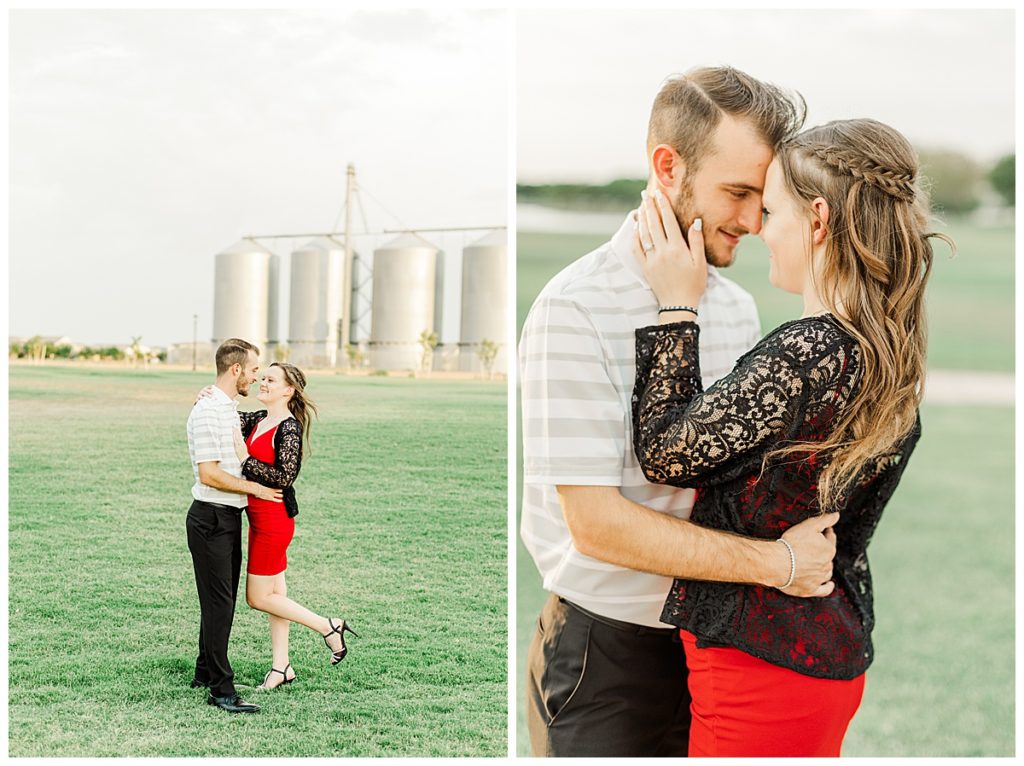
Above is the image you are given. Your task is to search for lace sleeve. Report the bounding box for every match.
[632,320,822,488]
[241,418,302,488]
[238,410,266,439]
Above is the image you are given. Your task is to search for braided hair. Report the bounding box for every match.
[271,362,318,456]
[809,144,917,202]
[770,118,954,510]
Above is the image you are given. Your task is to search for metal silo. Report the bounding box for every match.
[458,230,507,374]
[288,236,352,369]
[212,239,274,357]
[267,252,280,358]
[369,232,439,370]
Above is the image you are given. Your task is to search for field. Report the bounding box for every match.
[9,366,507,757]
[515,217,1014,756]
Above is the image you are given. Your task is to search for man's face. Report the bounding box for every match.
[670,114,774,267]
[235,351,260,396]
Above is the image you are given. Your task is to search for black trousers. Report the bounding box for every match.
[186,499,243,698]
[526,593,692,757]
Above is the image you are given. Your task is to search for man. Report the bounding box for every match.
[520,66,840,756]
[186,338,281,714]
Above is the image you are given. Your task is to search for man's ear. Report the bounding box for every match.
[650,144,685,192]
[810,196,830,245]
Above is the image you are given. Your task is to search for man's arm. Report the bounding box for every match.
[197,461,282,502]
[559,485,836,598]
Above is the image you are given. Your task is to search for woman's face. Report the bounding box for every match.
[760,159,814,295]
[256,366,293,406]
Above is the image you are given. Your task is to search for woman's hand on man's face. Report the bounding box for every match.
[634,187,707,308]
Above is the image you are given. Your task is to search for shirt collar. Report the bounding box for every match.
[609,210,721,292]
[211,385,238,409]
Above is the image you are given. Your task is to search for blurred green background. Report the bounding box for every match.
[515,216,1014,757]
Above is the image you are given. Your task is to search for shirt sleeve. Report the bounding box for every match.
[632,321,828,488]
[241,418,302,488]
[190,404,226,465]
[520,294,626,486]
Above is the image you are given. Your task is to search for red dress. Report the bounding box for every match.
[245,424,295,576]
[680,630,865,756]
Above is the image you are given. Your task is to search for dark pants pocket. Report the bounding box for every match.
[525,594,692,757]
[539,611,591,725]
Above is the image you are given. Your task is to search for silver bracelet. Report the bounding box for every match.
[658,305,698,316]
[777,538,796,590]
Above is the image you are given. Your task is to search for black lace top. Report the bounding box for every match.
[632,316,920,680]
[239,410,303,517]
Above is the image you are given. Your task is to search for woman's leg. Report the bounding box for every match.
[247,571,331,635]
[268,572,291,672]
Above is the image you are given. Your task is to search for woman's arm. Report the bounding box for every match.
[238,410,265,439]
[632,321,846,488]
[241,418,302,488]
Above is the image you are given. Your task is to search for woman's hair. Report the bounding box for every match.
[271,362,318,456]
[771,118,954,510]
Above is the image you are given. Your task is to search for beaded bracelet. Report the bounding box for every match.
[658,305,699,316]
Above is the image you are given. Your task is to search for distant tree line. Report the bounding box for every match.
[9,337,167,363]
[519,152,1014,216]
[517,179,646,211]
[9,339,80,361]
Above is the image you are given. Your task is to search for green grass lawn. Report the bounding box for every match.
[9,366,507,757]
[515,216,1014,756]
[517,218,1014,372]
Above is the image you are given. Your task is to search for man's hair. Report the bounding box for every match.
[646,65,806,174]
[215,338,259,375]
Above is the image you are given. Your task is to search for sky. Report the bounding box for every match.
[517,9,1014,183]
[10,9,508,346]
[7,8,1016,347]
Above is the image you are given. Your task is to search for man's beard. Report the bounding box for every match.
[671,182,734,268]
[236,376,251,396]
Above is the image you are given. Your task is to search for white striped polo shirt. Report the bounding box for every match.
[187,386,247,508]
[519,213,761,627]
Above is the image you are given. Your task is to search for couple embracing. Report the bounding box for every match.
[185,338,358,713]
[521,65,949,756]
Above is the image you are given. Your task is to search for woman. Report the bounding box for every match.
[209,362,358,689]
[631,119,953,756]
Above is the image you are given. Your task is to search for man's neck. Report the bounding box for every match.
[213,376,238,400]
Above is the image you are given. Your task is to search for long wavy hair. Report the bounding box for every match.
[272,362,318,456]
[770,118,954,510]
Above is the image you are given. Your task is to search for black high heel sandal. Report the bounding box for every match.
[322,618,359,665]
[257,663,296,690]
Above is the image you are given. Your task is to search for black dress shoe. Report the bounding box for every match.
[189,678,208,689]
[207,693,260,713]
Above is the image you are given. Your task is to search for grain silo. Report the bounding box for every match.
[267,252,280,358]
[368,232,440,370]
[212,239,276,357]
[458,230,507,374]
[288,236,352,368]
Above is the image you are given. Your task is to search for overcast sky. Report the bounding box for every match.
[518,9,1014,183]
[10,9,508,346]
